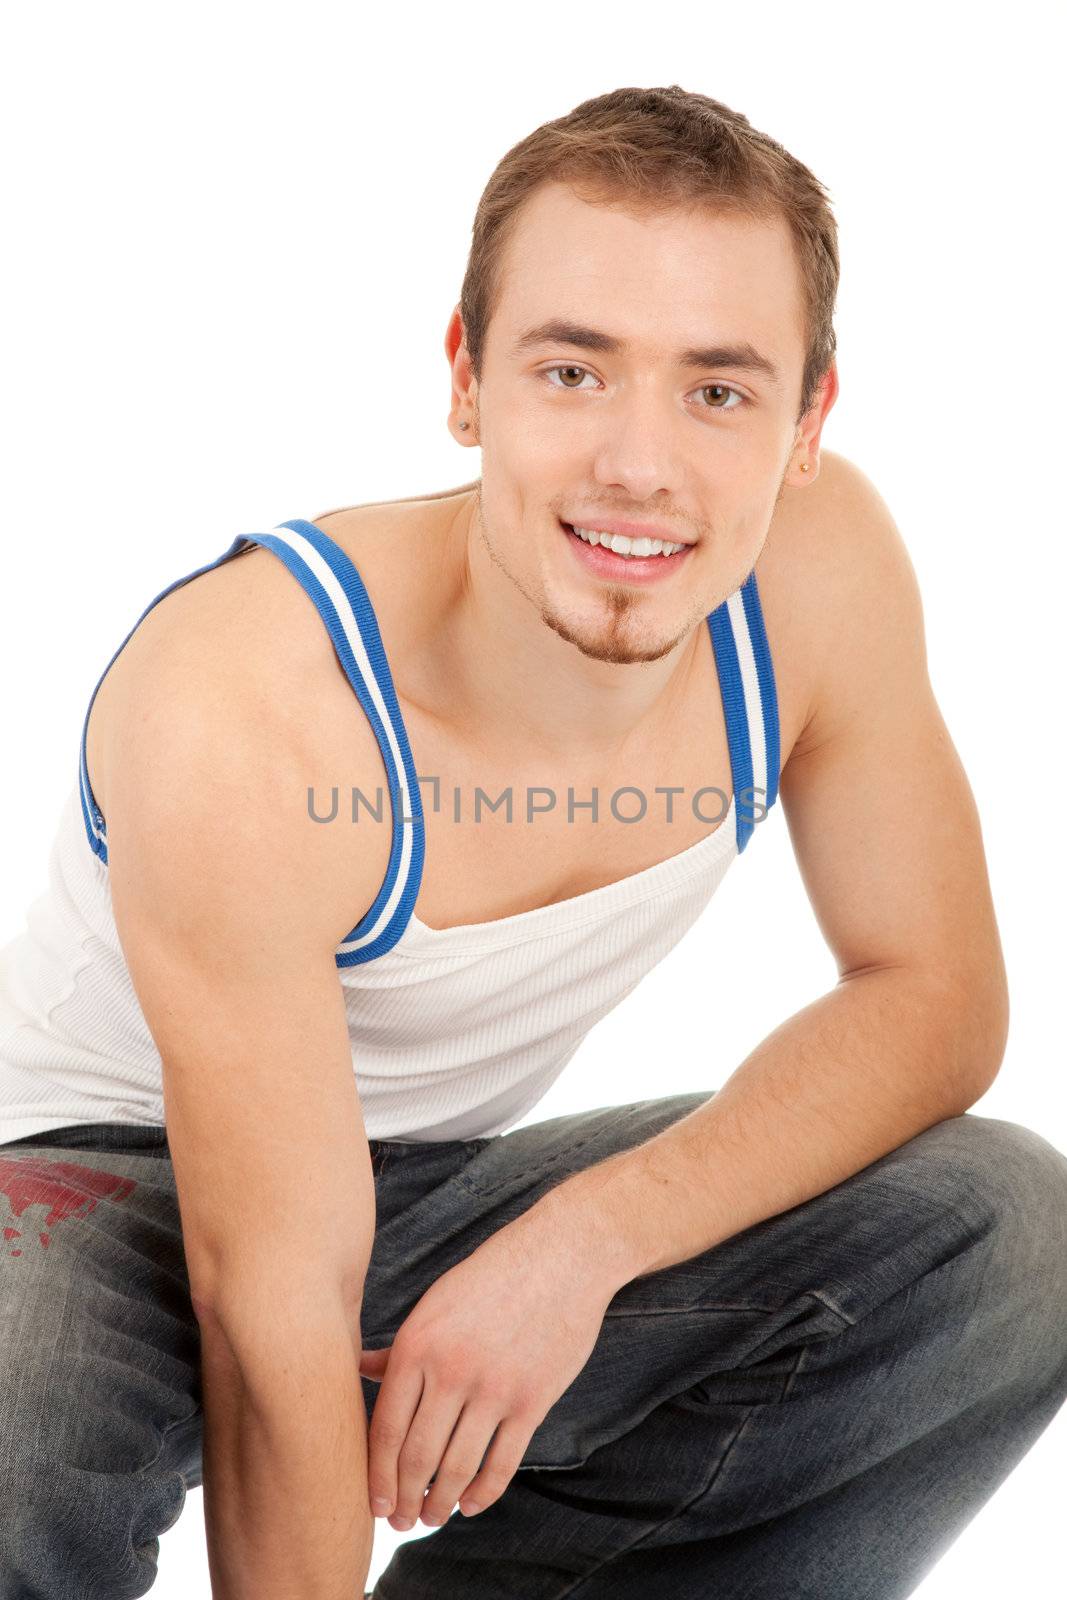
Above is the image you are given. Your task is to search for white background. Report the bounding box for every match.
[1,2,1064,1594]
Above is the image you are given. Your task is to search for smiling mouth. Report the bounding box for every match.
[559,520,692,561]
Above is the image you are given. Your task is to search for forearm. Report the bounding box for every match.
[530,968,1001,1292]
[197,1310,374,1599]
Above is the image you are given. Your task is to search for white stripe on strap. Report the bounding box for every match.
[265,525,417,954]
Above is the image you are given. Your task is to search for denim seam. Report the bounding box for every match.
[603,1301,782,1318]
[555,1338,807,1599]
[804,1284,858,1328]
[556,1408,754,1598]
[455,1122,628,1198]
[603,1290,854,1323]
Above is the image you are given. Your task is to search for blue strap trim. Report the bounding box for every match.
[741,570,781,810]
[274,520,426,965]
[706,600,756,853]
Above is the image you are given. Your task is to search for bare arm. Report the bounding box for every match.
[103,578,392,1598]
[522,454,1010,1288]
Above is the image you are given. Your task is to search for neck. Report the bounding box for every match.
[417,489,706,767]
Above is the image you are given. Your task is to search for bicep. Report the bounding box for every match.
[777,465,1008,1043]
[104,648,380,1324]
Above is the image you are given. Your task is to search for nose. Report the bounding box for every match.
[591,398,682,506]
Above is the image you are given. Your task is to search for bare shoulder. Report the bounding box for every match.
[93,541,350,712]
[755,447,928,765]
[87,539,394,944]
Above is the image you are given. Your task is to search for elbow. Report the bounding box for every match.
[940,960,1010,1103]
[191,1291,218,1327]
[975,947,1010,1082]
[189,1264,367,1350]
[977,976,1010,1092]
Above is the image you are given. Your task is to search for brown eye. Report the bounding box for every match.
[698,384,743,412]
[544,365,594,390]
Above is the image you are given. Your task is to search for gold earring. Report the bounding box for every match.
[799,462,810,472]
[458,420,470,431]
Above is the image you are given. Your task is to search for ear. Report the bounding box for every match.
[445,304,479,441]
[788,360,840,487]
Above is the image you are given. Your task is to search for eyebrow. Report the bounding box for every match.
[510,318,782,389]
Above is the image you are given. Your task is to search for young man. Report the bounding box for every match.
[2,86,1065,1600]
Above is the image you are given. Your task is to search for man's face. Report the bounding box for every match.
[467,181,818,666]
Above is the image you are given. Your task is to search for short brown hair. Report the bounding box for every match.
[459,85,839,425]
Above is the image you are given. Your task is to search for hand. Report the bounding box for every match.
[358,1200,617,1532]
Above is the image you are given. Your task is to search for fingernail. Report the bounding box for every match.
[371,1497,391,1514]
[461,1500,481,1517]
[392,1515,414,1531]
[422,1512,442,1526]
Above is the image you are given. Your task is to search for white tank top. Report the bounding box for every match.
[0,517,781,1145]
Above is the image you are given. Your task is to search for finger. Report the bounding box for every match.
[366,1360,427,1518]
[457,1412,535,1516]
[359,1347,390,1382]
[390,1376,467,1531]
[418,1401,502,1526]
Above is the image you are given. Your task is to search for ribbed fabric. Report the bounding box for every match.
[0,518,780,1145]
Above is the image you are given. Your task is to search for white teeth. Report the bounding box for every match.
[571,526,686,557]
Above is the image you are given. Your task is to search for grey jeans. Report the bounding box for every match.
[2,1091,1067,1599]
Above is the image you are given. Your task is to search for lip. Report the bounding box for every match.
[559,518,693,584]
[563,516,694,546]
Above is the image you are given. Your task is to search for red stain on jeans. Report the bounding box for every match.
[0,1156,137,1255]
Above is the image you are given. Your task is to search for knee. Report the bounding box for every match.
[907,1114,1067,1372]
[0,1451,182,1600]
[0,1352,183,1600]
[922,1113,1067,1252]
